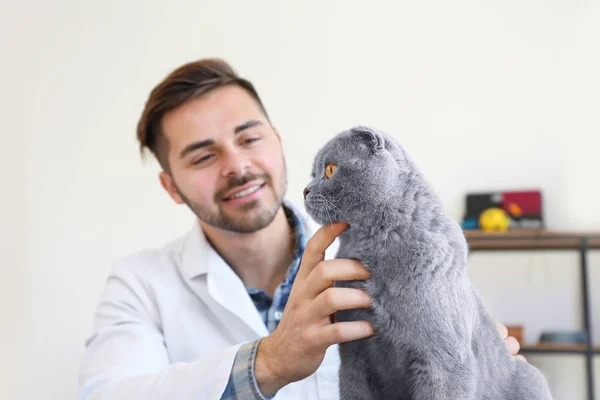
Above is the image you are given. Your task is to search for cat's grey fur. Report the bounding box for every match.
[303,126,553,400]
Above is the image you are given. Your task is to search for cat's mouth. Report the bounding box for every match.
[305,199,343,225]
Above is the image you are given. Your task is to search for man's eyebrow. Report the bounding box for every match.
[234,120,263,134]
[179,139,214,159]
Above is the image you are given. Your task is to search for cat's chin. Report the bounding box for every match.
[305,210,324,225]
[310,213,344,226]
[303,203,328,225]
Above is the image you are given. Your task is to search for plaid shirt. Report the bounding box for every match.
[221,204,308,399]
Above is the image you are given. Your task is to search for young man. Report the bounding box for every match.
[78,58,523,400]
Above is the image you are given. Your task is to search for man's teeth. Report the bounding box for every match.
[229,185,261,199]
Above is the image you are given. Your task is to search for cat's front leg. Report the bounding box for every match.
[338,342,380,400]
[338,362,377,400]
[405,352,476,400]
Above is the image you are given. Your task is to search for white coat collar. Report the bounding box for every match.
[177,199,325,338]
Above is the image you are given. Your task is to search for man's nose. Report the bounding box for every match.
[222,148,250,177]
[303,187,310,199]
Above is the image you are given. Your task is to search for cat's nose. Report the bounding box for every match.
[303,187,310,199]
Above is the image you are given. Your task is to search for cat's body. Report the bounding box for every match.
[303,126,552,400]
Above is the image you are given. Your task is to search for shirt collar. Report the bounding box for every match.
[246,201,309,294]
[280,202,308,288]
[179,199,310,282]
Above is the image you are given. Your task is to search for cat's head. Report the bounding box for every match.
[303,126,410,226]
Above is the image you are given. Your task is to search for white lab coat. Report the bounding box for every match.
[78,202,341,400]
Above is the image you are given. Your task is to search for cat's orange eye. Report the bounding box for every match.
[325,163,337,179]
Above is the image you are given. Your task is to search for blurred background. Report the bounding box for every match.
[1,1,599,399]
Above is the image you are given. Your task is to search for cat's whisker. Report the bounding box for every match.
[323,197,350,222]
[318,195,346,221]
[310,198,337,238]
[288,207,333,249]
[324,201,334,227]
[286,224,303,242]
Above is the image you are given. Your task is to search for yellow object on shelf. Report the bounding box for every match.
[478,207,510,232]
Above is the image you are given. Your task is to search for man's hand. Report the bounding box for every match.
[255,222,374,397]
[497,322,527,362]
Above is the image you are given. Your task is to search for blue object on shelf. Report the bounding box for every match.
[461,218,478,230]
[539,331,588,344]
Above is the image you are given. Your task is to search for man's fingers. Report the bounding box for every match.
[320,321,375,346]
[497,322,523,358]
[312,287,371,319]
[296,222,348,281]
[305,259,370,298]
[505,336,520,356]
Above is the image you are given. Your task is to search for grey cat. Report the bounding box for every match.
[303,126,553,400]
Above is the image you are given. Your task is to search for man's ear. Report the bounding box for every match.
[351,126,384,153]
[159,172,185,205]
[273,126,282,142]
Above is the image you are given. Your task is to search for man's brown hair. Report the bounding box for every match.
[136,58,270,172]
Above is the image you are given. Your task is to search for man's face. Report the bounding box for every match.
[159,85,287,233]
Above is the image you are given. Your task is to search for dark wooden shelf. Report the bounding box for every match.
[464,229,600,250]
[521,343,590,354]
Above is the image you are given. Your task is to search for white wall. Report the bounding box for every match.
[2,1,599,399]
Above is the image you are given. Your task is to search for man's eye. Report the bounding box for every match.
[192,154,214,165]
[243,137,260,145]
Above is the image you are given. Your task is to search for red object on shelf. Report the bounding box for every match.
[501,191,542,217]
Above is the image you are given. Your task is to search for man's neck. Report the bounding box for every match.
[200,206,296,298]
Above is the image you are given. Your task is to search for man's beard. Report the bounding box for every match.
[174,168,287,234]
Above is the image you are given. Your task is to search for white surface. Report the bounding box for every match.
[1,1,599,399]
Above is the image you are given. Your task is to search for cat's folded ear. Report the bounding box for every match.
[351,126,385,154]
